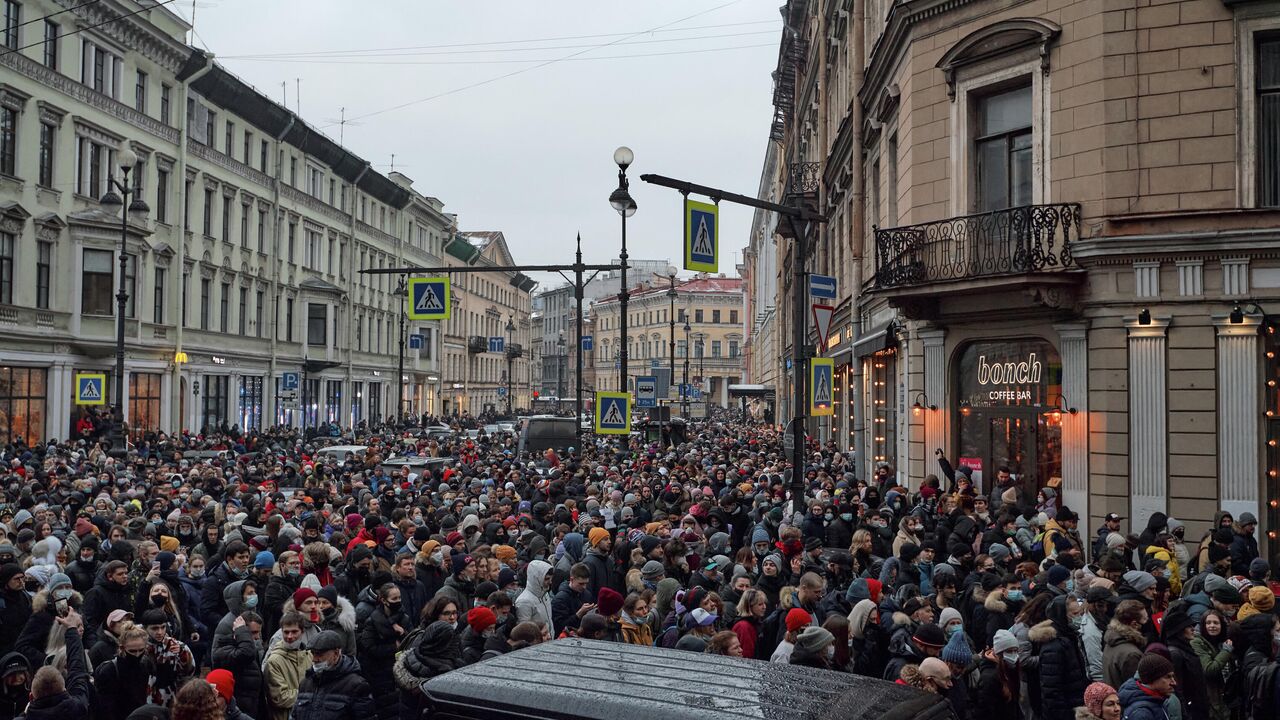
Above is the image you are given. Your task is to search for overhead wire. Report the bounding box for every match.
[0,0,179,58]
[226,41,777,66]
[13,0,103,28]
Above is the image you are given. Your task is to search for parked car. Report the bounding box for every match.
[378,455,453,477]
[517,416,577,454]
[422,638,954,720]
[312,444,367,460]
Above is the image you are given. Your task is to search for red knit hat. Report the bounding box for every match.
[866,578,883,604]
[206,669,235,703]
[293,588,317,608]
[467,606,497,633]
[785,608,812,633]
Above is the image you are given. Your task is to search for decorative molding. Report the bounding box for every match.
[1223,258,1250,297]
[1134,261,1161,298]
[33,212,66,242]
[58,0,191,72]
[36,100,67,126]
[188,140,274,190]
[0,83,31,112]
[1127,317,1168,529]
[73,116,124,145]
[0,201,31,234]
[936,18,1062,100]
[1176,260,1203,297]
[1215,315,1261,523]
[280,185,350,226]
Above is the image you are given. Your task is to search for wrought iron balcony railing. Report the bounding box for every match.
[874,203,1081,289]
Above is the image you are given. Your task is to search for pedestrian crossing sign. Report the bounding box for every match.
[594,391,632,435]
[407,278,451,320]
[810,358,834,417]
[75,373,106,405]
[684,198,718,273]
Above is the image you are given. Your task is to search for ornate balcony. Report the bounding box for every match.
[875,203,1081,290]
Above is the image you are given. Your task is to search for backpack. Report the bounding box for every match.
[1028,532,1047,563]
[757,606,785,660]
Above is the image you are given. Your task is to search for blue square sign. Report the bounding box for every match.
[407,278,451,320]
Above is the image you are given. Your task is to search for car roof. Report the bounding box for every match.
[423,638,950,720]
[314,445,367,454]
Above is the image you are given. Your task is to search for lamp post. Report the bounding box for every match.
[696,332,707,416]
[396,274,406,423]
[681,319,691,417]
[556,331,566,414]
[98,142,149,457]
[609,146,636,394]
[505,315,515,416]
[667,275,677,411]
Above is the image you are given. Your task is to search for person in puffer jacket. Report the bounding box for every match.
[514,560,555,637]
[264,612,311,720]
[1032,595,1089,720]
[393,621,462,720]
[1118,653,1178,720]
[289,629,374,720]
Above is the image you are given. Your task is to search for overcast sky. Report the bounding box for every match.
[189,0,780,288]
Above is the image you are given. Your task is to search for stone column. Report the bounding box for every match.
[1215,316,1261,523]
[1127,317,1170,530]
[1055,321,1090,537]
[920,328,947,487]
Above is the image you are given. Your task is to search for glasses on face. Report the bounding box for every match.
[124,647,146,657]
[441,610,459,619]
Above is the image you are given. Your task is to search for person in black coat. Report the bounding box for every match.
[391,554,428,628]
[1030,595,1088,720]
[1162,601,1210,720]
[356,583,408,720]
[64,540,100,594]
[209,609,264,719]
[0,565,31,659]
[291,630,375,720]
[81,561,132,647]
[17,616,90,720]
[393,621,462,719]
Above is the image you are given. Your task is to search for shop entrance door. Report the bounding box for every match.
[987,412,1038,500]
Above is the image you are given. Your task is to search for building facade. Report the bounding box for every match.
[591,275,745,413]
[756,0,1280,544]
[0,0,518,440]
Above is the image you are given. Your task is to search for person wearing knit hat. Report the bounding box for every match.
[1122,570,1157,596]
[292,587,317,610]
[1046,563,1072,591]
[640,560,665,583]
[596,587,623,618]
[493,545,517,566]
[789,626,835,669]
[1135,652,1177,690]
[1079,682,1120,720]
[206,668,235,704]
[466,606,497,634]
[940,628,972,666]
[769,608,813,664]
[1209,583,1243,609]
[587,527,611,548]
[1249,557,1271,582]
[1236,584,1275,620]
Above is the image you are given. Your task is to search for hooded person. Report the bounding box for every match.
[209,598,265,719]
[514,559,555,637]
[1033,595,1089,720]
[789,625,835,669]
[551,532,586,589]
[583,527,617,600]
[1161,600,1209,720]
[0,564,30,658]
[393,621,462,718]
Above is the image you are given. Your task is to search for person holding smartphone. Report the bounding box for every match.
[14,572,78,671]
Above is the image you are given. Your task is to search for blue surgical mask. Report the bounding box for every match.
[1065,580,1075,593]
[244,594,258,609]
[840,513,853,522]
[1006,590,1024,602]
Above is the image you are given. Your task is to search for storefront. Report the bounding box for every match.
[129,373,164,438]
[866,347,899,469]
[0,366,47,445]
[200,375,230,432]
[238,376,264,431]
[953,338,1063,500]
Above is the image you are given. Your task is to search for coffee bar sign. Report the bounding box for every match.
[957,340,1060,408]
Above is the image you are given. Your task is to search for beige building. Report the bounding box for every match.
[757,0,1280,545]
[591,275,745,412]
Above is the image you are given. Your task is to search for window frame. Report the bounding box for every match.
[35,240,50,309]
[42,19,56,69]
[972,82,1035,213]
[2,1,19,51]
[1241,22,1280,208]
[0,106,15,177]
[81,248,114,316]
[153,267,165,324]
[37,122,54,188]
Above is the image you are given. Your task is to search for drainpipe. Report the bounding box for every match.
[172,54,215,434]
[849,0,867,467]
[268,115,295,428]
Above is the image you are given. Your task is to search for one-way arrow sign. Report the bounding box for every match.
[811,303,835,352]
[809,273,837,300]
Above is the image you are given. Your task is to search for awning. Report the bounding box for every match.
[852,320,899,358]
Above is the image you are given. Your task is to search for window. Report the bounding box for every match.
[160,84,171,125]
[0,107,14,176]
[0,232,11,304]
[200,375,228,433]
[82,40,122,96]
[181,271,188,326]
[124,254,136,317]
[219,281,229,332]
[220,194,230,241]
[869,348,898,465]
[712,341,722,358]
[285,298,294,342]
[34,241,50,309]
[37,123,54,187]
[134,70,147,113]
[255,290,264,337]
[257,209,266,252]
[238,287,247,335]
[199,278,210,330]
[153,267,165,324]
[42,20,56,69]
[730,310,738,325]
[238,376,263,431]
[974,84,1033,212]
[289,157,296,186]
[242,130,252,165]
[81,249,113,315]
[307,302,327,345]
[0,367,47,445]
[1260,37,1280,207]
[329,179,335,206]
[128,372,162,438]
[202,188,213,236]
[694,309,703,324]
[325,380,341,423]
[729,340,739,358]
[260,140,268,172]
[677,340,687,358]
[155,169,169,223]
[224,120,233,156]
[2,1,19,50]
[183,179,191,227]
[306,230,320,267]
[712,310,721,324]
[240,201,249,245]
[287,223,296,263]
[307,165,322,198]
[204,109,215,147]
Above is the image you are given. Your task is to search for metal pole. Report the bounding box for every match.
[789,215,808,515]
[111,167,131,455]
[397,274,406,424]
[506,319,514,416]
[668,275,676,417]
[682,323,690,417]
[618,202,629,394]
[574,236,585,449]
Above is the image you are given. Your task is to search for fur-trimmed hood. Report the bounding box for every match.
[1075,707,1102,720]
[1104,620,1145,649]
[984,592,1007,613]
[1028,619,1057,644]
[30,588,83,614]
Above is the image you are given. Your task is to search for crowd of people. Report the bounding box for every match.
[0,412,1277,720]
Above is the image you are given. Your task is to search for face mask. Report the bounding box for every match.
[288,568,301,577]
[311,660,331,673]
[150,595,167,608]
[840,513,853,522]
[281,638,304,651]
[431,550,444,564]
[1006,590,1024,602]
[1002,652,1020,665]
[244,594,258,609]
[386,600,402,614]
[189,567,204,578]
[53,588,73,601]
[823,513,833,522]
[1065,580,1075,593]
[945,624,962,638]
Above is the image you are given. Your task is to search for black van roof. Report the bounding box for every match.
[422,638,954,720]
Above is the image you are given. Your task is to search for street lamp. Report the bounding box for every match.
[667,275,677,410]
[609,146,636,394]
[396,274,406,424]
[99,141,148,457]
[681,318,691,417]
[556,330,566,414]
[505,315,515,416]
